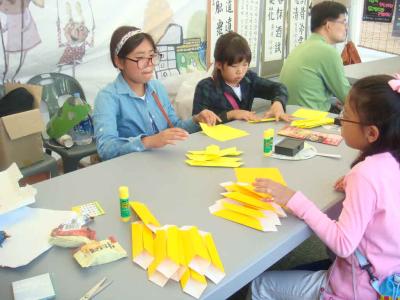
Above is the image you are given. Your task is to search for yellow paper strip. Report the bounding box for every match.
[186,160,243,168]
[248,117,275,123]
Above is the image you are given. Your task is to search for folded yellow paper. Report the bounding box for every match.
[186,159,243,168]
[291,117,334,128]
[180,268,207,299]
[180,226,211,275]
[235,168,287,186]
[188,145,242,156]
[186,154,241,162]
[154,227,181,279]
[200,123,249,142]
[222,191,275,211]
[200,231,225,284]
[131,221,154,270]
[292,108,328,119]
[209,202,277,232]
[147,229,170,287]
[130,201,161,231]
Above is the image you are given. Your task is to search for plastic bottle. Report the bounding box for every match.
[263,128,274,156]
[119,186,131,222]
[68,93,93,146]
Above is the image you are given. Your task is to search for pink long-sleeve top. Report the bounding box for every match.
[287,152,400,300]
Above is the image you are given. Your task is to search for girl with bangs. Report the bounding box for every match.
[192,32,291,123]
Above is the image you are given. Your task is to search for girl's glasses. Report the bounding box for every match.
[334,110,363,126]
[124,53,162,69]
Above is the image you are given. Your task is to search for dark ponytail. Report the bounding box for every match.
[349,75,400,166]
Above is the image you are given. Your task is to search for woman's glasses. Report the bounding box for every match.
[334,110,364,126]
[124,53,162,69]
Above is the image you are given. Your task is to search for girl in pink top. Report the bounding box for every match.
[251,74,400,300]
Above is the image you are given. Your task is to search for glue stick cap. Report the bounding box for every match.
[119,186,129,199]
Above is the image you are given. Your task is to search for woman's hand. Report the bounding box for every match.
[193,109,222,126]
[142,128,189,148]
[227,109,260,121]
[264,101,293,122]
[252,178,296,206]
[334,176,346,193]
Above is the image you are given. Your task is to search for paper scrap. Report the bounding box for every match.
[0,207,75,268]
[71,201,105,217]
[0,163,36,215]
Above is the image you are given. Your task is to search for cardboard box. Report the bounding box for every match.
[0,84,44,170]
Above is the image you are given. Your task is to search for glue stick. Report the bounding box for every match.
[119,186,131,222]
[263,128,274,157]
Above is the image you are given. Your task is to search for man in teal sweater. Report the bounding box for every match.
[280,1,351,113]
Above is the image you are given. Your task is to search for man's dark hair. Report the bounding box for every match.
[311,1,347,32]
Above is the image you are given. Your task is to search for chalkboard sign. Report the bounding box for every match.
[393,0,400,36]
[362,0,395,23]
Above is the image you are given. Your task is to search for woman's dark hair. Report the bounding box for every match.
[310,1,347,32]
[349,75,400,166]
[213,31,251,79]
[109,26,156,68]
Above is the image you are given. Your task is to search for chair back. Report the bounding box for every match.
[27,73,86,118]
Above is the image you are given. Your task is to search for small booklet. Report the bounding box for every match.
[278,126,342,146]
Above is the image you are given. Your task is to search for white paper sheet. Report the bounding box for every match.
[0,163,37,215]
[0,207,75,268]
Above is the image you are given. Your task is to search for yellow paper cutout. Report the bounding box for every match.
[130,201,161,230]
[292,108,328,119]
[235,168,287,186]
[200,123,249,142]
[248,117,275,123]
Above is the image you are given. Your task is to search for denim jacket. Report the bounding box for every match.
[93,73,198,160]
